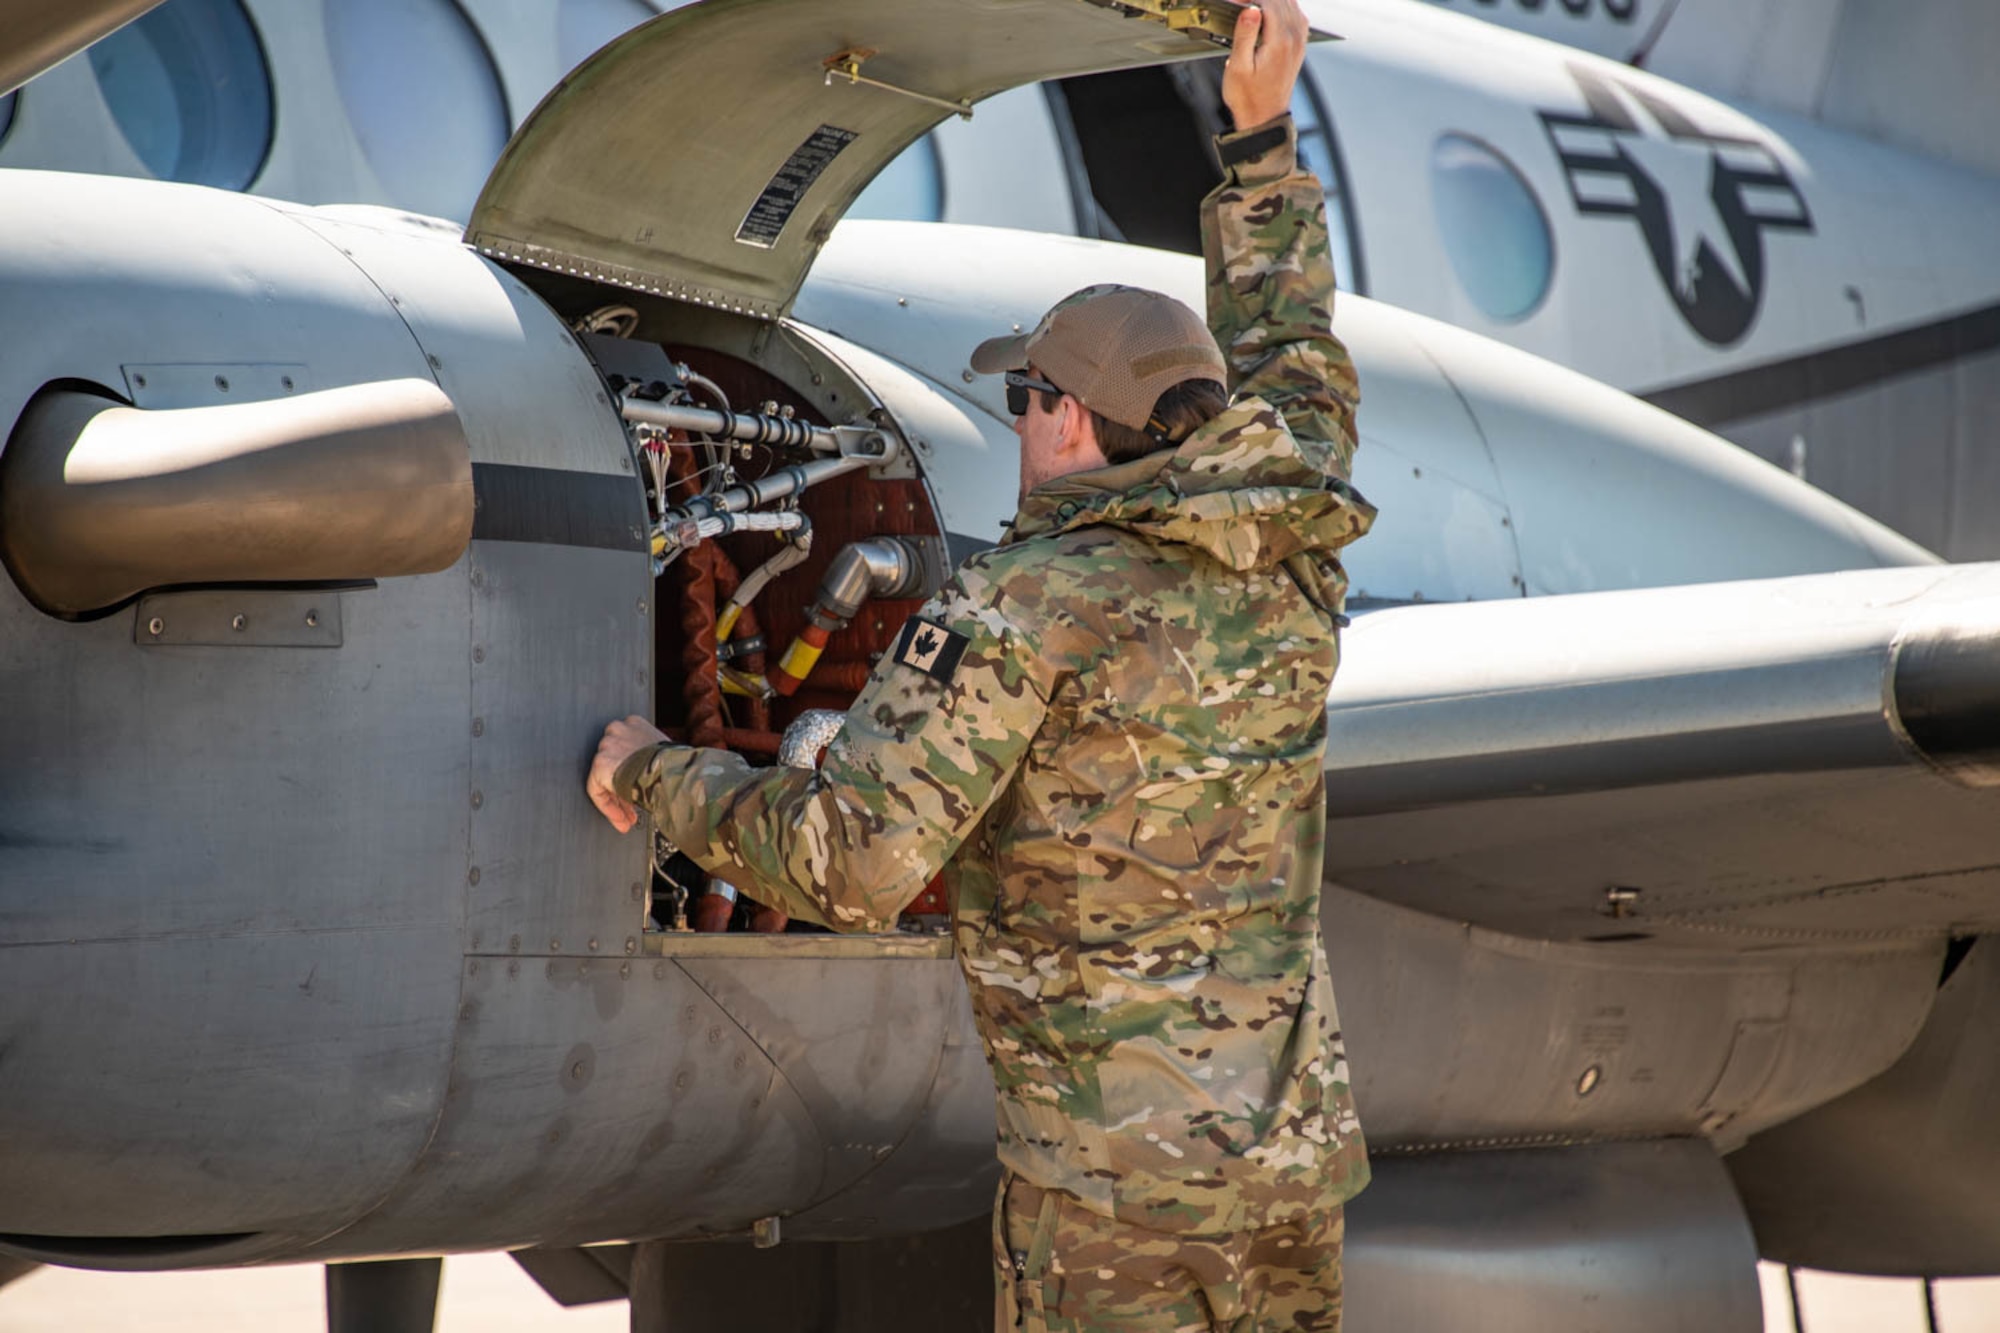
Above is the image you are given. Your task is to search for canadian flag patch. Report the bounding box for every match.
[892,617,969,686]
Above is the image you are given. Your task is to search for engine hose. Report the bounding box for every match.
[740,617,772,735]
[718,726,781,754]
[693,880,738,934]
[769,537,933,696]
[680,484,786,933]
[770,623,834,697]
[709,546,770,734]
[681,547,742,932]
[661,725,783,754]
[718,520,811,728]
[679,367,730,418]
[669,449,727,753]
[801,661,877,694]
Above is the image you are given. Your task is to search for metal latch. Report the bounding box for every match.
[1080,0,1340,46]
[1085,0,1239,44]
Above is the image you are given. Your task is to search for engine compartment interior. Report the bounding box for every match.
[548,284,957,940]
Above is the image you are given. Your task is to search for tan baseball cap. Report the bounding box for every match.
[970,284,1227,431]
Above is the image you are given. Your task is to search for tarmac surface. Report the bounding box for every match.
[3,1255,2000,1331]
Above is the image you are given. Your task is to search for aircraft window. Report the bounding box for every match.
[1048,63,1366,293]
[325,0,511,222]
[847,135,946,224]
[1430,133,1553,322]
[85,0,273,190]
[1053,65,1214,254]
[1290,70,1365,295]
[558,0,658,73]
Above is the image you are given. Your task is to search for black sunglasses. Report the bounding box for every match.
[1003,370,1063,417]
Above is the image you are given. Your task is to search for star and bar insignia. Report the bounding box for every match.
[1537,62,1813,347]
[892,617,968,686]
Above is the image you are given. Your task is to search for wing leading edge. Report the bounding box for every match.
[1323,563,2000,944]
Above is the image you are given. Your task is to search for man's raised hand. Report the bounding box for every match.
[1222,0,1310,133]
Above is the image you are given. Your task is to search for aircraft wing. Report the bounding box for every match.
[1323,563,2000,945]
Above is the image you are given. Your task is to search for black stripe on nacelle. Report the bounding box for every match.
[1643,300,2000,426]
[1893,601,2000,787]
[471,463,646,552]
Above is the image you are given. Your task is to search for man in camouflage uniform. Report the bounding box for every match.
[588,1,1373,1325]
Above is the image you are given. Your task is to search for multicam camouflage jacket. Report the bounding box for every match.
[616,116,1376,1235]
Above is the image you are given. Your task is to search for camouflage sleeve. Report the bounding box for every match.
[612,555,1055,933]
[1202,113,1360,482]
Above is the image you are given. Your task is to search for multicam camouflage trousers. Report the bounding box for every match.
[992,1173,1345,1333]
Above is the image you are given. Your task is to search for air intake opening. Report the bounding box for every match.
[0,1231,259,1268]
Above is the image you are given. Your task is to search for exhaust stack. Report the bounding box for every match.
[0,379,473,618]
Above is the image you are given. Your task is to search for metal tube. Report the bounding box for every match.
[671,454,876,525]
[766,539,933,697]
[817,538,927,623]
[636,401,900,561]
[620,398,828,451]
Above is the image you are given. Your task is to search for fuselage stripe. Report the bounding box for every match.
[1643,300,2000,426]
[470,462,646,552]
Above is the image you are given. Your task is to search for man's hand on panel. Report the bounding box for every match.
[587,713,667,833]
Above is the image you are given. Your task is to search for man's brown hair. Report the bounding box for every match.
[1038,378,1230,465]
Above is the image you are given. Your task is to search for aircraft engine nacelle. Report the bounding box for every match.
[0,169,988,1268]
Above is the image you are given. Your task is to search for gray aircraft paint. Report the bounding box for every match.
[7,0,2000,566]
[1,1,1998,1326]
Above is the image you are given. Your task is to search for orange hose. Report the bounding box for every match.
[692,895,735,934]
[669,447,786,932]
[665,448,730,932]
[769,623,832,697]
[721,726,781,754]
[808,661,876,693]
[661,725,783,754]
[668,449,726,752]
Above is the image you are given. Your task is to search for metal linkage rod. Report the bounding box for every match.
[629,398,901,558]
[621,398,828,452]
[654,447,895,557]
[684,455,869,518]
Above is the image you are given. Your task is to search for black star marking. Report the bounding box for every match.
[1538,63,1813,347]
